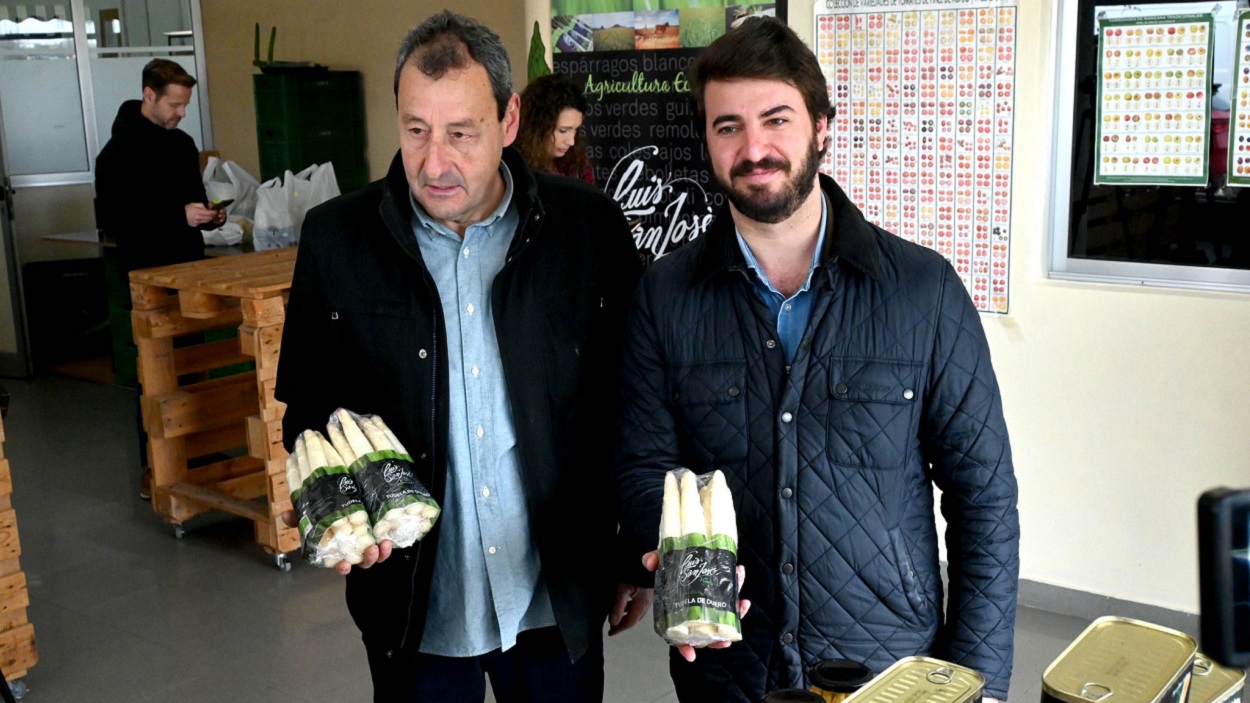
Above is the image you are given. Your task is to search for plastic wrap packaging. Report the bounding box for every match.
[326,408,441,548]
[286,429,376,568]
[654,468,743,647]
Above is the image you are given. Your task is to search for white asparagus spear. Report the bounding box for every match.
[285,453,302,500]
[326,421,356,465]
[303,430,327,471]
[357,415,393,453]
[321,434,346,468]
[368,415,410,455]
[294,433,312,483]
[660,471,681,546]
[699,479,715,541]
[708,471,737,544]
[679,470,705,539]
[337,409,374,459]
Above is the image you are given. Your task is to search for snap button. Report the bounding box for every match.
[782,562,794,574]
[835,382,848,395]
[385,650,394,659]
[781,412,793,423]
[728,386,740,397]
[418,349,428,359]
[780,487,793,499]
[903,389,915,400]
[782,633,794,644]
[404,553,412,561]
[765,339,777,349]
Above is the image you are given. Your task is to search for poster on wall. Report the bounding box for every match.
[1230,11,1250,187]
[1093,14,1216,187]
[552,1,786,262]
[814,0,1018,314]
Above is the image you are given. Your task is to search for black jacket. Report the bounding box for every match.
[275,149,641,689]
[94,100,205,272]
[616,175,1020,700]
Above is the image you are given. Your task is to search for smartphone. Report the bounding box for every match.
[1197,487,1250,668]
[208,198,234,210]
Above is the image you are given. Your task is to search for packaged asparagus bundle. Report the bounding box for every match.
[326,408,440,548]
[654,468,743,647]
[286,429,376,568]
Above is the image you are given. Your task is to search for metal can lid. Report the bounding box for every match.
[1189,654,1247,703]
[1042,617,1198,703]
[810,659,875,693]
[842,656,985,703]
[763,689,826,703]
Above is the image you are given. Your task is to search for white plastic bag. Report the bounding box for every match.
[202,156,260,220]
[253,163,341,250]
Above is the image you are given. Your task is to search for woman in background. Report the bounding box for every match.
[517,74,595,184]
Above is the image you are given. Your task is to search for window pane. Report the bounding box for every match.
[0,6,91,175]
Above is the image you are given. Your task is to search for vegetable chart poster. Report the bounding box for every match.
[1230,11,1250,187]
[1094,14,1216,187]
[814,0,1018,314]
[553,1,786,263]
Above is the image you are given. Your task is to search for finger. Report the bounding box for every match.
[737,564,746,590]
[739,599,751,619]
[642,551,660,571]
[709,640,732,649]
[678,644,696,662]
[609,586,630,627]
[618,593,651,630]
[376,540,393,563]
[335,561,352,576]
[357,544,380,568]
[280,510,298,528]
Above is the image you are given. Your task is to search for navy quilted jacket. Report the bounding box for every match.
[615,175,1019,700]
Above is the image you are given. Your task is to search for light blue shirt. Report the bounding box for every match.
[735,196,828,364]
[411,167,555,656]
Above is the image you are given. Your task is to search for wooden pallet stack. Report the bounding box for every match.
[0,413,37,694]
[130,248,301,569]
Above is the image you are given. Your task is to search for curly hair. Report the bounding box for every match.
[516,74,592,179]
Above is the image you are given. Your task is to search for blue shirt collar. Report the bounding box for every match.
[734,194,828,298]
[409,163,514,240]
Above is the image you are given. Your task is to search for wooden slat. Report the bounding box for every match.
[247,415,286,462]
[216,471,267,501]
[172,338,252,376]
[185,456,264,488]
[146,373,259,439]
[241,296,287,327]
[0,572,29,615]
[0,609,28,633]
[129,281,172,311]
[147,436,188,518]
[129,248,296,284]
[132,305,243,340]
[185,422,248,459]
[178,290,228,319]
[167,482,269,523]
[239,323,283,369]
[0,460,10,498]
[0,623,37,677]
[0,559,20,579]
[0,510,21,562]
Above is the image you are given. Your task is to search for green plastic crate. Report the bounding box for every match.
[253,72,363,137]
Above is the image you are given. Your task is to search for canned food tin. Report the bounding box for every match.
[842,656,985,703]
[1189,654,1245,703]
[809,659,874,703]
[1041,616,1198,703]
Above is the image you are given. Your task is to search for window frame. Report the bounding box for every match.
[1047,0,1250,293]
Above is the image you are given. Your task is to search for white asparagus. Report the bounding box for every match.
[699,480,715,541]
[660,471,681,545]
[303,430,327,472]
[321,434,346,468]
[679,471,705,539]
[357,415,393,453]
[337,408,374,458]
[368,415,410,455]
[326,421,356,465]
[294,433,312,482]
[285,453,302,499]
[708,471,737,544]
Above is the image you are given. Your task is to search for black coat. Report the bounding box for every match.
[615,175,1020,700]
[275,149,642,689]
[94,100,206,272]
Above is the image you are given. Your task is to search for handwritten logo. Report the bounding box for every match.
[606,146,715,260]
[677,550,719,586]
[382,461,405,484]
[338,476,358,496]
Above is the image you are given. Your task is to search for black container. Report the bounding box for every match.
[809,659,874,703]
[763,689,825,703]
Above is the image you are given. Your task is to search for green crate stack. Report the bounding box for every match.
[253,71,369,192]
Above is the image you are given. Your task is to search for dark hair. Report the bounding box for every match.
[690,17,833,145]
[393,11,512,120]
[142,58,196,96]
[516,74,591,177]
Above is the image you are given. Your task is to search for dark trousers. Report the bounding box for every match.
[368,626,604,703]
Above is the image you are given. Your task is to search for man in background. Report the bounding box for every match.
[614,17,1020,702]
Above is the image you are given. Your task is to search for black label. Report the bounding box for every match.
[659,544,738,615]
[294,470,364,539]
[353,454,431,518]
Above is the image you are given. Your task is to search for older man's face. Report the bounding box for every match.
[396,59,519,235]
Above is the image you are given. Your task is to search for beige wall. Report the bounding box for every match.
[200,0,527,183]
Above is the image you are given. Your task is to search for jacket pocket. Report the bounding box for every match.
[890,527,931,621]
[669,360,748,465]
[826,358,922,470]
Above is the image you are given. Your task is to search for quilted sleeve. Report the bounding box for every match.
[614,276,683,587]
[920,263,1020,699]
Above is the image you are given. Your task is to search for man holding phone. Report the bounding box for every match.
[95,58,224,274]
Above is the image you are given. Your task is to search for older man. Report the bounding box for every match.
[276,12,642,702]
[614,17,1020,702]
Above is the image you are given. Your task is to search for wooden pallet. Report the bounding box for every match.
[0,416,37,686]
[130,249,300,565]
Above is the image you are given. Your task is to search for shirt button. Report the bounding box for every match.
[481,487,491,498]
[782,563,794,574]
[466,304,475,315]
[782,633,794,644]
[471,365,480,377]
[488,546,497,555]
[476,426,485,438]
[903,389,915,400]
[781,412,793,423]
[766,339,777,349]
[462,248,470,257]
[784,303,792,311]
[419,349,428,359]
[781,487,793,499]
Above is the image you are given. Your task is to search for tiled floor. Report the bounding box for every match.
[2,374,1095,702]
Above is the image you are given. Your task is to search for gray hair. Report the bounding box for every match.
[393,11,513,120]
